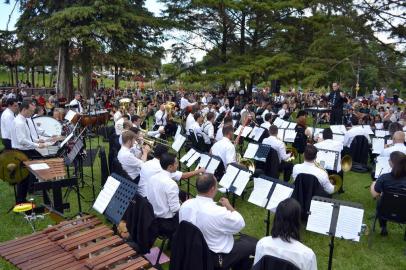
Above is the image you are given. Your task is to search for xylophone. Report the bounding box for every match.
[0,215,150,270]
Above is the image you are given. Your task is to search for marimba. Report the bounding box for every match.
[0,215,150,270]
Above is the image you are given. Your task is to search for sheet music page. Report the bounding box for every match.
[60,133,74,148]
[206,158,220,174]
[266,184,294,212]
[249,126,265,141]
[375,129,388,138]
[219,165,240,189]
[232,120,237,127]
[330,125,346,134]
[375,156,391,178]
[280,120,290,129]
[284,129,297,143]
[187,152,201,167]
[273,117,284,128]
[232,169,251,196]
[172,135,186,152]
[234,125,243,135]
[180,149,196,163]
[197,154,211,169]
[288,122,297,129]
[316,151,337,171]
[361,125,374,135]
[333,134,344,143]
[93,176,120,214]
[248,178,274,207]
[375,123,384,130]
[244,143,259,159]
[306,200,334,236]
[277,129,285,141]
[372,138,385,154]
[175,125,182,139]
[241,126,253,137]
[335,205,364,242]
[64,110,77,122]
[29,163,50,170]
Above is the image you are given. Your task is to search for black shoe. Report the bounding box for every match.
[380,227,388,236]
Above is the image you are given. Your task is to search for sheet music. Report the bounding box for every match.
[277,129,284,141]
[288,122,296,129]
[375,156,391,178]
[244,143,259,159]
[333,134,344,143]
[186,152,201,167]
[266,184,294,212]
[65,110,77,122]
[359,125,374,135]
[219,165,240,189]
[330,125,346,134]
[375,129,389,138]
[175,125,182,139]
[60,133,73,148]
[249,126,265,141]
[206,158,220,174]
[29,163,50,170]
[197,154,211,169]
[93,176,120,214]
[316,151,337,171]
[280,120,289,129]
[306,200,334,236]
[234,125,243,135]
[240,126,253,137]
[233,169,251,196]
[372,138,385,154]
[273,117,284,128]
[335,205,364,242]
[248,178,274,207]
[180,148,196,163]
[172,135,186,152]
[375,123,383,130]
[283,129,297,143]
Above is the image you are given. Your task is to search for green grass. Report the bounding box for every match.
[1,130,406,270]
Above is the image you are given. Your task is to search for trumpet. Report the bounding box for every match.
[139,128,172,148]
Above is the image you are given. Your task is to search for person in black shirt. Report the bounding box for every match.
[370,151,406,235]
[328,82,346,125]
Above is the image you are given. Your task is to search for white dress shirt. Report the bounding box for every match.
[185,113,195,135]
[201,121,214,144]
[343,126,371,147]
[211,137,236,166]
[154,110,167,126]
[277,108,287,118]
[11,114,40,150]
[179,195,245,253]
[146,170,180,218]
[254,237,317,270]
[117,145,143,179]
[138,158,182,197]
[190,121,202,137]
[380,143,406,157]
[314,139,344,172]
[215,124,224,142]
[69,99,83,113]
[1,108,15,140]
[113,111,122,123]
[292,161,335,194]
[262,136,290,162]
[115,117,125,135]
[260,121,271,130]
[180,97,195,110]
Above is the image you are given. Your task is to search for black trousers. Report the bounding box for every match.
[2,138,11,150]
[330,107,343,125]
[212,235,257,270]
[16,149,42,203]
[156,213,179,238]
[280,161,293,182]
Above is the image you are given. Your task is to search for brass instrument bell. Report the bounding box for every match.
[236,153,256,173]
[119,98,131,112]
[341,155,353,172]
[286,146,298,162]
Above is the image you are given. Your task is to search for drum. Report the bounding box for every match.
[32,116,63,136]
[89,109,109,124]
[0,150,29,185]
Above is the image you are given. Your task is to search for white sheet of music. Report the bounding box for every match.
[93,176,120,214]
[375,123,384,129]
[249,126,265,141]
[234,125,243,135]
[316,151,336,171]
[180,148,196,163]
[175,125,182,139]
[172,135,186,152]
[333,134,345,143]
[244,143,259,159]
[284,129,297,143]
[330,125,346,134]
[375,156,391,178]
[219,165,240,189]
[60,133,74,148]
[29,163,50,170]
[266,184,293,212]
[375,129,388,138]
[64,110,77,122]
[360,125,374,135]
[187,152,201,167]
[233,169,251,196]
[241,126,253,137]
[277,129,285,140]
[306,200,334,236]
[372,138,385,154]
[197,154,211,169]
[335,205,364,242]
[288,122,296,129]
[273,117,284,128]
[280,120,290,129]
[206,158,220,174]
[248,178,274,207]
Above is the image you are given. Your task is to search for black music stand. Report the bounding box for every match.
[219,163,252,207]
[316,148,340,172]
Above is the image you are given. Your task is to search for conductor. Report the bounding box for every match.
[328,82,346,125]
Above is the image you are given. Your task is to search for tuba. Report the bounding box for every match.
[236,153,256,173]
[314,161,343,193]
[119,98,131,113]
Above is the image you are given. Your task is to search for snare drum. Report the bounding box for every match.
[32,116,63,136]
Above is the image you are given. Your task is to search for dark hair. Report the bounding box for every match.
[129,127,140,134]
[391,152,406,179]
[388,122,403,137]
[193,112,201,121]
[154,144,169,159]
[160,153,176,170]
[265,113,273,122]
[222,124,234,137]
[132,115,140,122]
[304,145,317,161]
[19,101,32,111]
[269,125,278,136]
[296,110,307,118]
[196,173,216,193]
[223,116,233,125]
[322,128,333,140]
[206,112,215,121]
[122,114,130,120]
[271,198,301,242]
[6,98,17,106]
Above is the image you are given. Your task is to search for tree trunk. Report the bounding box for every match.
[9,65,14,86]
[220,2,228,93]
[42,66,45,86]
[57,42,73,99]
[77,73,80,91]
[31,67,35,88]
[239,10,246,90]
[15,66,18,86]
[114,64,119,89]
[80,45,92,99]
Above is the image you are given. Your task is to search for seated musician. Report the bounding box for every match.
[180,93,196,111]
[293,110,310,153]
[179,173,257,270]
[380,131,406,156]
[277,103,289,119]
[117,130,150,180]
[185,105,198,135]
[343,123,371,148]
[292,145,335,195]
[260,113,273,130]
[190,112,204,137]
[115,114,130,136]
[211,125,236,168]
[215,115,233,142]
[69,91,83,113]
[262,125,293,182]
[254,198,317,270]
[138,144,204,197]
[370,151,406,236]
[343,107,359,126]
[201,112,215,148]
[314,128,344,156]
[154,103,167,131]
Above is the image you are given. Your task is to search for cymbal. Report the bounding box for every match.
[0,150,29,185]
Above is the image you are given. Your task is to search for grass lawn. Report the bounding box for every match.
[0,129,406,270]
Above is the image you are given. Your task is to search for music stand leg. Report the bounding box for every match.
[265,210,271,236]
[231,193,236,208]
[328,235,335,270]
[88,136,96,202]
[75,177,82,213]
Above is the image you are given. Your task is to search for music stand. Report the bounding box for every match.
[316,148,340,172]
[306,196,364,270]
[244,143,271,163]
[219,163,252,206]
[180,148,201,168]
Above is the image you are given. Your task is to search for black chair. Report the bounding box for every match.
[188,129,198,145]
[169,221,215,270]
[292,173,330,221]
[370,188,406,245]
[99,146,109,186]
[196,133,208,152]
[252,255,300,270]
[108,134,120,170]
[110,157,133,182]
[349,135,369,168]
[262,147,280,180]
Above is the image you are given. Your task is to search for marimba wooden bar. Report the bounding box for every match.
[0,215,150,270]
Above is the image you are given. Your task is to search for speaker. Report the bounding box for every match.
[271,80,281,93]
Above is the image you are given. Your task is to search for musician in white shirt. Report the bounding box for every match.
[343,124,371,148]
[69,91,83,113]
[314,128,344,172]
[215,115,233,142]
[1,98,18,149]
[190,112,203,137]
[277,103,289,119]
[185,107,196,135]
[260,113,273,130]
[201,112,215,146]
[292,145,335,194]
[180,94,195,110]
[179,173,257,270]
[380,131,406,157]
[254,198,317,270]
[262,125,293,182]
[211,125,236,168]
[154,103,167,128]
